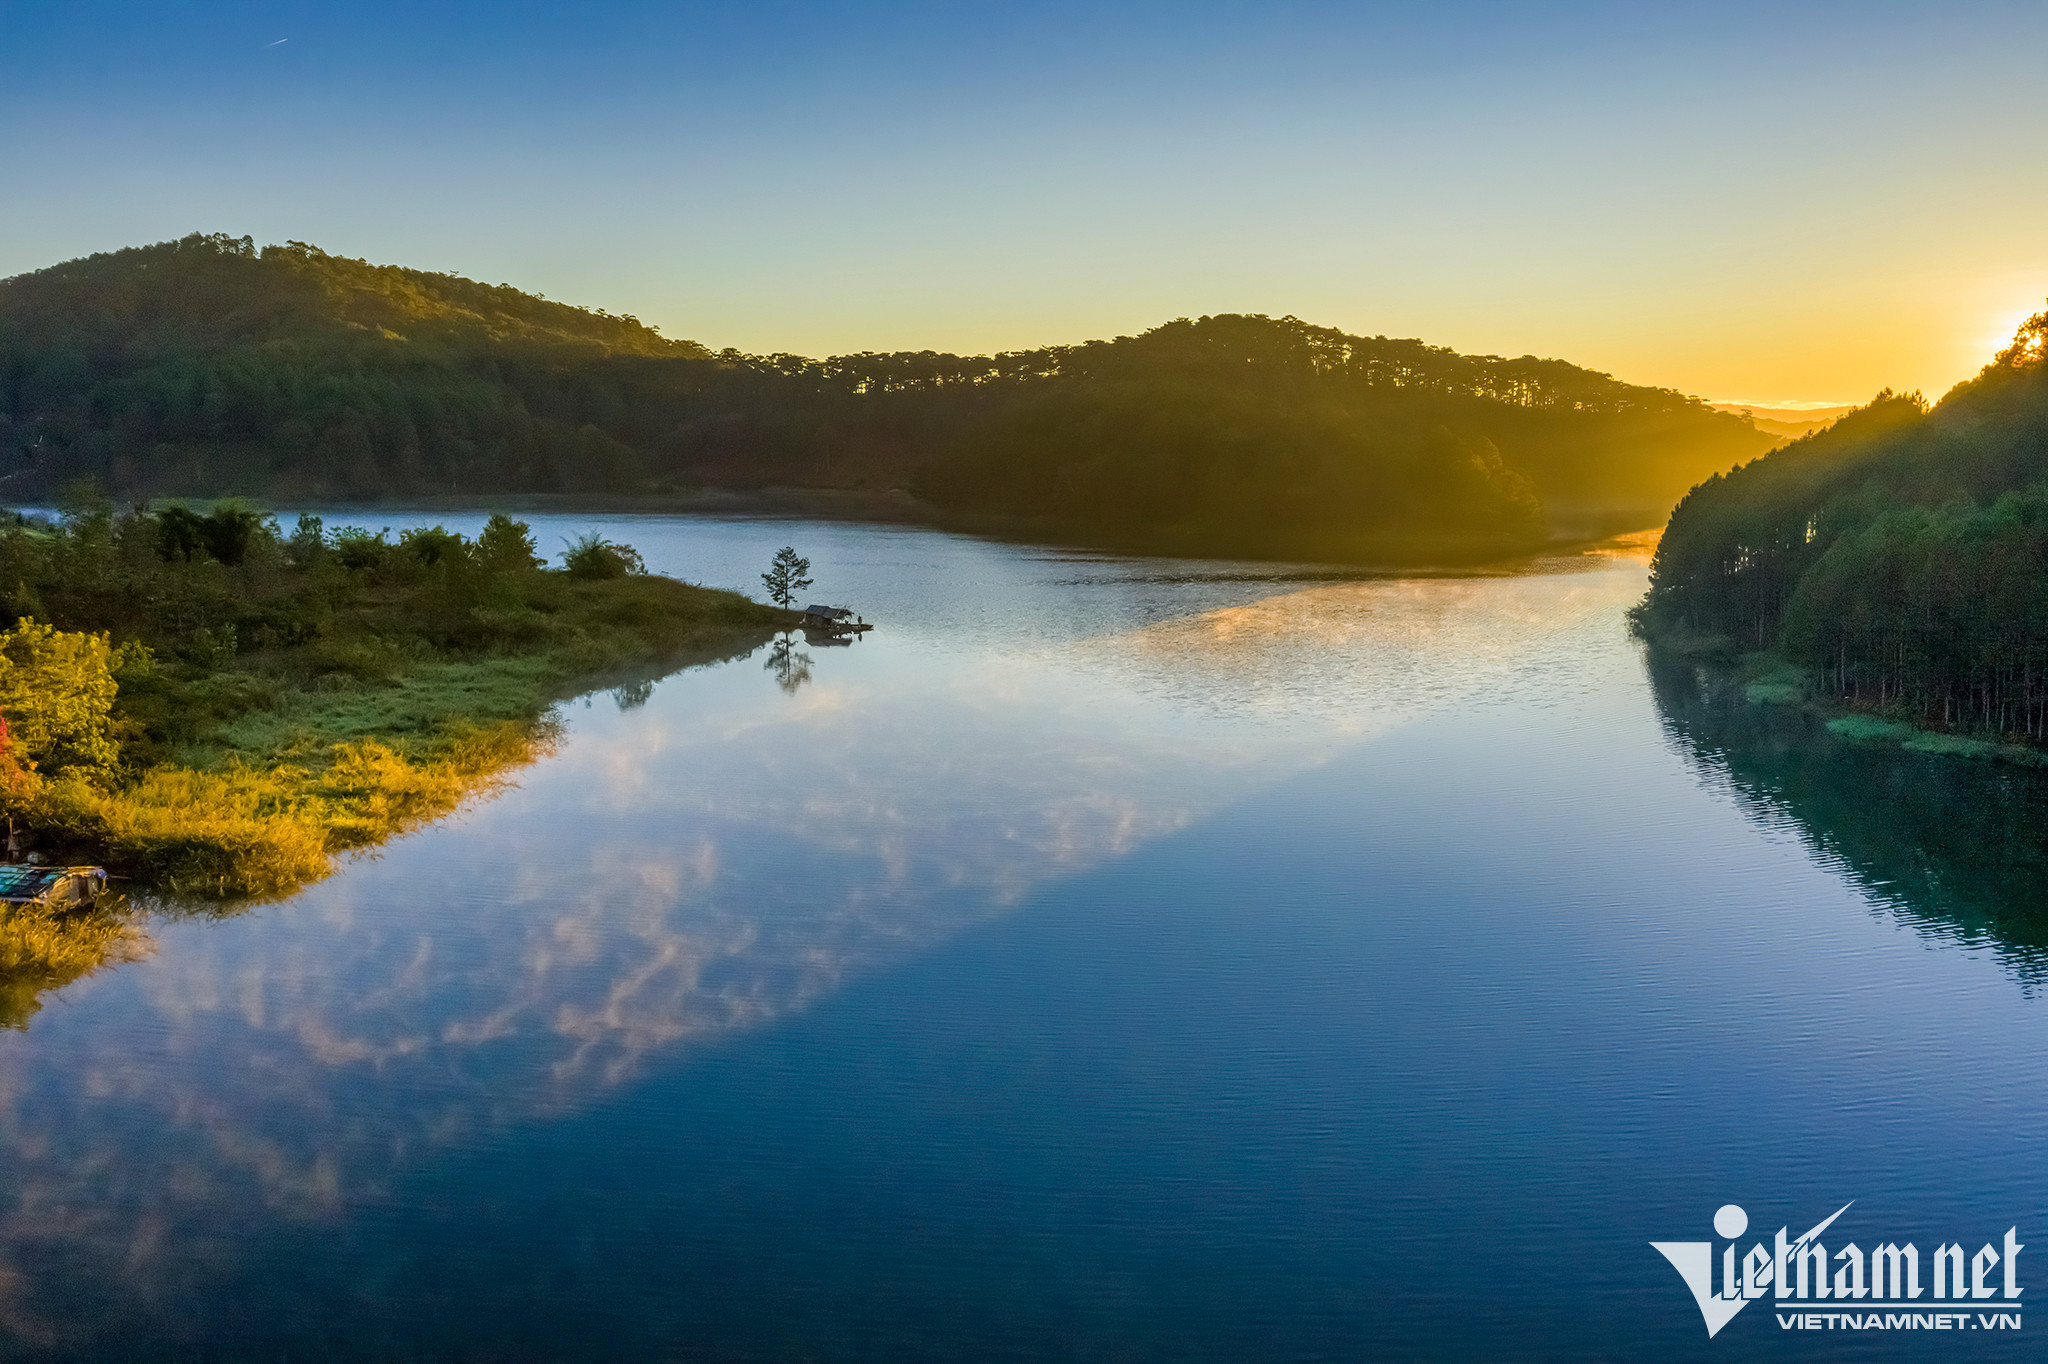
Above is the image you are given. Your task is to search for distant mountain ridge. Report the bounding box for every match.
[0,232,1773,562]
[1709,403,1858,443]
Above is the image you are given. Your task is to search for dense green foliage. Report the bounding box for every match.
[559,531,647,579]
[0,234,1770,560]
[0,495,778,1023]
[0,617,124,776]
[0,496,779,895]
[1638,307,2048,741]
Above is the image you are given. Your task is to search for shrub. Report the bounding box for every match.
[200,504,268,566]
[0,715,28,793]
[156,505,210,561]
[329,526,391,570]
[152,502,271,566]
[562,532,645,579]
[287,513,326,566]
[184,623,240,670]
[399,525,470,567]
[0,619,119,777]
[477,513,544,573]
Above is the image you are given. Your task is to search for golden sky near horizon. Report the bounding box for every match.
[4,5,2046,410]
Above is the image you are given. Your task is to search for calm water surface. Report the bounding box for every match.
[0,515,2042,1361]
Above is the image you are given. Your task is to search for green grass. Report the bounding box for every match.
[1824,714,1919,742]
[1821,713,2048,767]
[202,657,560,758]
[1744,680,1804,705]
[1900,731,2003,759]
[1739,653,1807,706]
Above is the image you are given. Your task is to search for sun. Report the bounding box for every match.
[1980,305,2043,361]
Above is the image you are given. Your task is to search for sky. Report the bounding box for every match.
[2,1,2045,407]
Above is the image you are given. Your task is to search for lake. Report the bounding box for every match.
[0,514,2041,1361]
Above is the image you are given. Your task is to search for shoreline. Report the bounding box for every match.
[0,587,788,1032]
[1648,641,2048,769]
[9,596,791,899]
[0,577,788,1024]
[99,489,1671,578]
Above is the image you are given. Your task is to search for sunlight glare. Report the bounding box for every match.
[1980,305,2042,362]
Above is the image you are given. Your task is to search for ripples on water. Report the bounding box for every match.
[0,518,2040,1359]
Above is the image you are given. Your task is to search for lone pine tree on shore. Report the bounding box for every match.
[762,547,813,608]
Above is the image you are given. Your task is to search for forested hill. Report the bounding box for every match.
[0,234,704,498]
[1637,305,2048,742]
[1,233,1770,561]
[897,313,1769,559]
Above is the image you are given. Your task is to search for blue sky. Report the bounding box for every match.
[3,1,2045,402]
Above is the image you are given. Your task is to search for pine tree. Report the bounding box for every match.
[761,546,813,608]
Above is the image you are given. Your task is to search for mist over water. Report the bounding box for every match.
[0,517,2038,1360]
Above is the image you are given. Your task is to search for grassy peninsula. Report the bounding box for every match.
[1635,304,2048,754]
[0,496,783,901]
[0,233,1772,563]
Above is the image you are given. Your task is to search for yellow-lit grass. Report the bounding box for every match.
[14,719,549,898]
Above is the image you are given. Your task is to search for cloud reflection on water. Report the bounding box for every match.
[0,550,1645,1339]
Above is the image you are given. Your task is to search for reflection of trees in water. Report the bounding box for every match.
[610,679,654,711]
[764,633,813,694]
[1647,649,2048,985]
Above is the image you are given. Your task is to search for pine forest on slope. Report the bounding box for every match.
[1638,305,2048,745]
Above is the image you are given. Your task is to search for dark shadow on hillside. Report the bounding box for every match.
[1647,648,2048,988]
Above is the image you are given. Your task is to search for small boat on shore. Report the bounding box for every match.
[0,865,109,909]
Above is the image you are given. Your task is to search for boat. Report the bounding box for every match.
[0,865,109,909]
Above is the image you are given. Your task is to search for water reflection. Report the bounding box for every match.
[609,678,655,711]
[1648,648,2048,985]
[0,535,1649,1349]
[0,899,146,1030]
[763,633,814,693]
